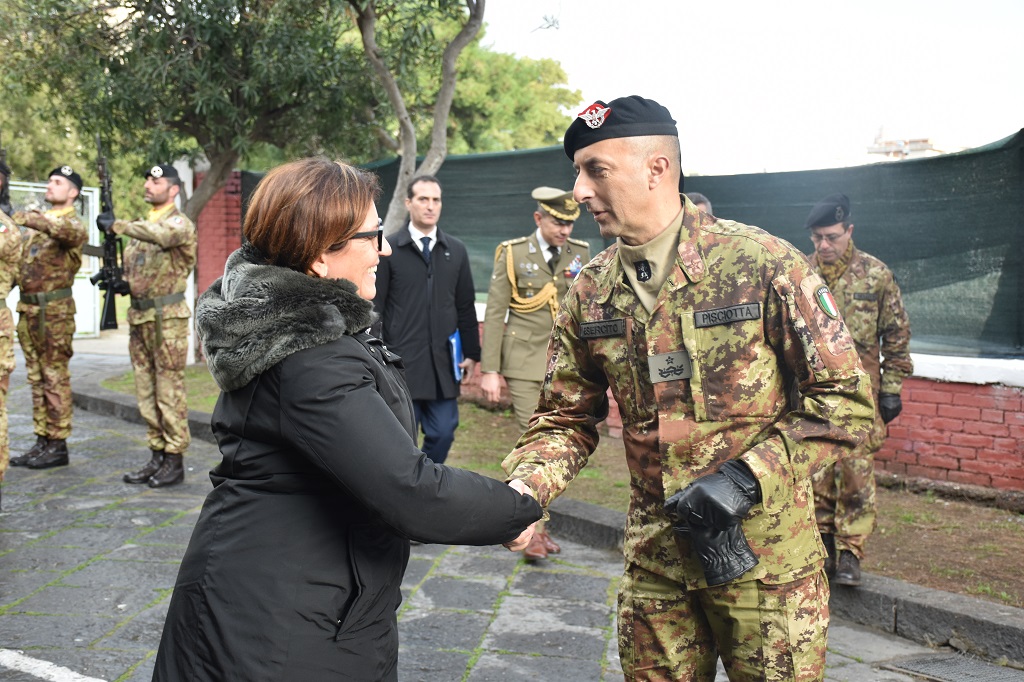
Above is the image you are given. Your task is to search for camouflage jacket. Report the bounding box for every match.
[503,199,875,589]
[0,212,23,334]
[114,206,197,325]
[808,246,912,397]
[13,207,86,317]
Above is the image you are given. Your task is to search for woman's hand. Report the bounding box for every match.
[504,479,537,551]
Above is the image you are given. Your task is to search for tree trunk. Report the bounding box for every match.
[183,147,239,224]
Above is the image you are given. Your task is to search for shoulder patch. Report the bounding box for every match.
[814,285,840,319]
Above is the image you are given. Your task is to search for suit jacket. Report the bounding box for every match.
[481,233,590,381]
[374,226,480,401]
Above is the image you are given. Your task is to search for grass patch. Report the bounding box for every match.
[102,365,222,414]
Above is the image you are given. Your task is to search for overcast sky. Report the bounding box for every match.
[481,0,1024,175]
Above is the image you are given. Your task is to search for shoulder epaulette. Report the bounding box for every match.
[493,236,529,259]
[567,237,590,247]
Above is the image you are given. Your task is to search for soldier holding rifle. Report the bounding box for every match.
[99,163,196,488]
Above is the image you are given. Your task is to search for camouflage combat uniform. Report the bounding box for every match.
[113,205,196,456]
[809,243,912,559]
[481,233,590,431]
[0,212,24,480]
[504,198,874,680]
[13,207,86,441]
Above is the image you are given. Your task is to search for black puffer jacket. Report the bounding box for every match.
[153,244,540,681]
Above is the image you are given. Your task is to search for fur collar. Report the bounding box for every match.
[197,243,376,391]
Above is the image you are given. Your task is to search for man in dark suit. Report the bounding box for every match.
[374,175,480,464]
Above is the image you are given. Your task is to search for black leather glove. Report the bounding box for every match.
[878,393,902,423]
[97,211,116,236]
[664,459,761,532]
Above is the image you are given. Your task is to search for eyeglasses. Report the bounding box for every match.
[329,219,384,251]
[810,229,848,244]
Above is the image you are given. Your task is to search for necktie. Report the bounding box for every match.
[421,236,431,264]
[547,245,560,273]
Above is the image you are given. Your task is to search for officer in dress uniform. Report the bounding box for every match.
[10,165,87,469]
[102,164,197,488]
[480,186,590,561]
[805,193,912,587]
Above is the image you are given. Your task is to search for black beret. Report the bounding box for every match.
[146,164,179,181]
[805,193,851,229]
[49,165,83,190]
[563,96,678,160]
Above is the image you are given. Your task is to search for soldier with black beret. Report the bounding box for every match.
[480,186,590,561]
[106,163,197,488]
[503,95,874,680]
[9,165,88,469]
[805,193,913,587]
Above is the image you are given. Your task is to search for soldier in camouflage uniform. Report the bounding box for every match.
[481,186,590,561]
[102,164,196,488]
[9,166,87,469]
[502,97,874,681]
[0,208,24,505]
[805,194,912,587]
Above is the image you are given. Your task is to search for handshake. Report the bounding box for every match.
[663,460,761,586]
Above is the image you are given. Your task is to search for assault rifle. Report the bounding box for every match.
[89,134,131,330]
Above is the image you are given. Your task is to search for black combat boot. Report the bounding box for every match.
[821,532,836,578]
[10,435,48,467]
[834,550,862,587]
[26,438,69,469]
[148,453,184,488]
[123,450,165,484]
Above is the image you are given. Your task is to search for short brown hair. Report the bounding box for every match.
[244,158,380,272]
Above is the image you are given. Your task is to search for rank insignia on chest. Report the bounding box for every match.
[565,254,583,277]
[635,260,652,282]
[580,318,625,339]
[519,261,538,277]
[648,350,692,382]
[815,285,840,319]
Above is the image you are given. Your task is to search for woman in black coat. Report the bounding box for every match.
[153,159,541,681]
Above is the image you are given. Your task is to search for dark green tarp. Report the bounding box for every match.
[242,128,1023,358]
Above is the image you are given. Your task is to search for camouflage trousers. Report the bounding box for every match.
[129,318,190,455]
[812,436,879,559]
[618,564,829,681]
[17,310,75,440]
[0,328,15,481]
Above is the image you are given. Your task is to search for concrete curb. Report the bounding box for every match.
[73,373,1024,667]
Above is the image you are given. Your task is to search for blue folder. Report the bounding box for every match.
[448,330,464,383]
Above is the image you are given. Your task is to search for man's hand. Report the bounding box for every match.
[97,211,116,236]
[663,460,761,531]
[458,357,477,381]
[878,393,902,423]
[504,479,537,551]
[480,372,504,403]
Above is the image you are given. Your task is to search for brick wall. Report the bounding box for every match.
[195,171,243,294]
[878,377,1024,490]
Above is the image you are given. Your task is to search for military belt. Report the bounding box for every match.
[131,291,186,347]
[20,287,73,338]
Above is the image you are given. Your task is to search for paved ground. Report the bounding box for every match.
[0,335,1012,681]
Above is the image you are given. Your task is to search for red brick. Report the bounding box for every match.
[1009,425,1024,440]
[918,454,958,470]
[895,414,923,429]
[921,417,963,433]
[906,465,947,480]
[943,383,979,394]
[910,428,950,445]
[952,393,1000,409]
[949,433,994,449]
[992,437,1020,453]
[887,425,910,439]
[895,451,919,465]
[980,409,1005,424]
[902,402,937,417]
[962,421,1009,438]
[933,443,977,460]
[911,389,953,404]
[884,437,911,452]
[992,478,1024,492]
[937,405,981,421]
[879,461,907,475]
[947,470,991,487]
[960,459,1011,476]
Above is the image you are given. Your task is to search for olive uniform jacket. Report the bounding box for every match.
[481,233,590,381]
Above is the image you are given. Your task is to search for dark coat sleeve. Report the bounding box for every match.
[454,242,481,362]
[277,341,540,544]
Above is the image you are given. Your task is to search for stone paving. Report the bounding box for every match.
[0,345,982,681]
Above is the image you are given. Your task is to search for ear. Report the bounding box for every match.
[647,153,671,190]
[847,223,855,238]
[309,254,329,278]
[533,211,544,228]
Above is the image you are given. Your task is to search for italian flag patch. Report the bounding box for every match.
[815,285,839,319]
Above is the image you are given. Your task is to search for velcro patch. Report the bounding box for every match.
[694,303,761,328]
[648,351,692,383]
[580,319,625,339]
[853,292,877,301]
